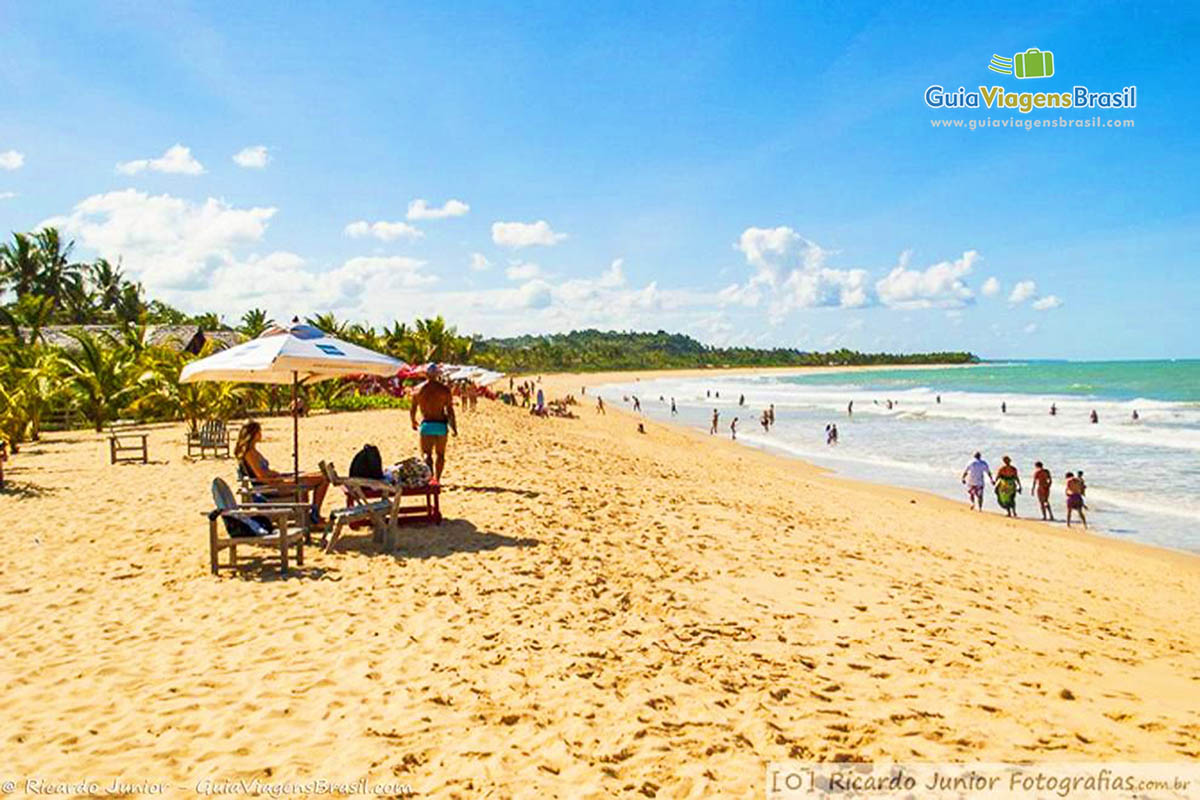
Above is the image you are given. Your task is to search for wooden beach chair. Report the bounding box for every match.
[319,461,393,553]
[205,478,307,576]
[187,419,231,459]
[108,420,148,464]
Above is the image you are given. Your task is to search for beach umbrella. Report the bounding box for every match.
[180,322,404,484]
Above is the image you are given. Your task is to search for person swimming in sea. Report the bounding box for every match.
[994,456,1021,518]
[1065,472,1087,528]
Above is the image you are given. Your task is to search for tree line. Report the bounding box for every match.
[0,226,976,449]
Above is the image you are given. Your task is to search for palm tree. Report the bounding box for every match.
[60,331,144,431]
[0,232,41,297]
[305,312,346,337]
[238,308,273,340]
[32,227,85,305]
[90,258,125,313]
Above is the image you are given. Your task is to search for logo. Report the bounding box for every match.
[989,48,1055,79]
[923,47,1136,115]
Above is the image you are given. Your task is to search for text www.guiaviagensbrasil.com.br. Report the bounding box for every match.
[931,116,1134,131]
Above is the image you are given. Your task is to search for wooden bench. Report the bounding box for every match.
[187,419,231,459]
[108,421,148,464]
[207,478,307,576]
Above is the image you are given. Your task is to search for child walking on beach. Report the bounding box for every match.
[1065,472,1087,529]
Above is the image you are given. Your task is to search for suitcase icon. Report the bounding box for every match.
[1013,48,1054,79]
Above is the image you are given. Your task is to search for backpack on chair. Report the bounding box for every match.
[349,444,383,480]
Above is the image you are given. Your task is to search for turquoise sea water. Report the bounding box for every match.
[599,360,1200,553]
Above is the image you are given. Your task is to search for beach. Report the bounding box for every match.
[1,378,1198,797]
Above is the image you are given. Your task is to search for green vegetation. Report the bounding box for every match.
[471,330,977,372]
[0,225,976,451]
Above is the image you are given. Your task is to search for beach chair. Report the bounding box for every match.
[108,420,148,464]
[319,461,394,553]
[205,477,307,576]
[187,419,231,459]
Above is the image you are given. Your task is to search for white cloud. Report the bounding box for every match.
[0,150,24,170]
[1024,322,1039,334]
[42,189,275,289]
[598,258,625,288]
[505,261,542,281]
[981,276,1001,297]
[515,279,553,309]
[875,250,978,309]
[0,192,16,200]
[1032,294,1062,311]
[343,219,423,241]
[1008,280,1037,304]
[116,144,205,175]
[491,220,567,248]
[469,252,491,271]
[232,145,270,169]
[407,198,469,220]
[736,226,802,269]
[781,267,872,311]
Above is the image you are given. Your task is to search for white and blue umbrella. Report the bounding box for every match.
[181,323,404,481]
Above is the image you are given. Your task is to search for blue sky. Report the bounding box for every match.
[1,1,1196,358]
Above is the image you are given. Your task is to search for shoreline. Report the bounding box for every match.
[541,368,1200,567]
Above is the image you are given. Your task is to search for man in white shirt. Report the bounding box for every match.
[961,452,994,511]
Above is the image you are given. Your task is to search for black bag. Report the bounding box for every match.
[209,509,274,538]
[349,443,383,480]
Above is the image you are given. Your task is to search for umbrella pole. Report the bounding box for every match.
[292,371,300,501]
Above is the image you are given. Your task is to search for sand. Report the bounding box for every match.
[1,375,1198,798]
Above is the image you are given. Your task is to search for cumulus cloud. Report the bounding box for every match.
[0,150,24,170]
[232,145,270,168]
[1032,294,1062,311]
[505,261,542,281]
[736,226,802,269]
[116,144,205,175]
[491,220,567,248]
[407,198,469,220]
[1008,280,1037,304]
[42,189,275,288]
[875,250,978,309]
[726,226,862,316]
[343,220,423,241]
[469,252,491,271]
[981,276,1000,297]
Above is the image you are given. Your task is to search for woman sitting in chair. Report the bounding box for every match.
[234,420,329,524]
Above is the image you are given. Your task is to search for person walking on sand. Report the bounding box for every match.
[961,452,993,511]
[994,456,1021,517]
[730,417,738,440]
[596,396,605,415]
[1033,461,1054,521]
[632,395,641,413]
[1065,472,1087,528]
[410,364,457,482]
[710,409,719,435]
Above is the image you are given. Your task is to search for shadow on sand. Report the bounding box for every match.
[443,483,542,499]
[331,518,539,561]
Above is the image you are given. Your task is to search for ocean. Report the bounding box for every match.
[596,360,1200,553]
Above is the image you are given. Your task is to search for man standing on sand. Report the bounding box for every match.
[1033,461,1054,521]
[410,364,457,482]
[710,409,719,435]
[961,452,993,511]
[730,417,738,440]
[597,397,605,415]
